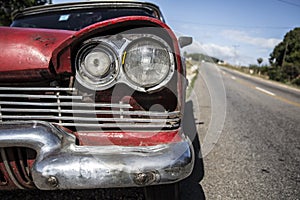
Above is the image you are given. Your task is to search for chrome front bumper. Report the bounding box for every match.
[0,121,194,190]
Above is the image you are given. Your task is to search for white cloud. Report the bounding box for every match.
[221,30,281,49]
[202,43,235,59]
[183,41,235,60]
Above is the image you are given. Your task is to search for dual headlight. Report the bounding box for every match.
[75,34,175,92]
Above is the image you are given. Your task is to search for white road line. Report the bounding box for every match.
[255,87,276,96]
[231,76,236,80]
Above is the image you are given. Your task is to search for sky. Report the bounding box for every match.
[53,0,300,66]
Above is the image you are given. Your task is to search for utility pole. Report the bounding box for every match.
[282,41,289,82]
[282,41,288,67]
[233,45,239,67]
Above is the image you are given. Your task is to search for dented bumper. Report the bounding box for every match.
[0,121,194,190]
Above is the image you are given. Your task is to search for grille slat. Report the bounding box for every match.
[1,115,179,123]
[0,101,132,108]
[0,87,76,92]
[0,94,82,100]
[0,87,180,130]
[0,108,179,117]
[57,123,177,128]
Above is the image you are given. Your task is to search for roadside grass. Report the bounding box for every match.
[186,60,200,98]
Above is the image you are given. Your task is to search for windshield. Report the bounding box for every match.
[11,8,158,31]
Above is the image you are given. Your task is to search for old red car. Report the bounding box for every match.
[0,1,194,199]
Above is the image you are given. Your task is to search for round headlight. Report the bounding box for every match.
[123,38,174,90]
[84,51,111,77]
[76,42,118,90]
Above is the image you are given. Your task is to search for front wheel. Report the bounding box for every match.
[144,183,180,200]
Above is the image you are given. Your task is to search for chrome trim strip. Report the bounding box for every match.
[0,121,194,190]
[0,94,82,100]
[0,101,132,108]
[56,123,177,128]
[1,115,179,123]
[0,108,179,117]
[0,87,76,92]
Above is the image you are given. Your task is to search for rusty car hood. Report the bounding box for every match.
[0,27,74,72]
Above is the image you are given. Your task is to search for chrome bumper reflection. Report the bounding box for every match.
[0,121,194,190]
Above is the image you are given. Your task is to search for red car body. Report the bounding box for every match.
[0,1,194,197]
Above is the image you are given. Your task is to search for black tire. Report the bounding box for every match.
[144,183,180,200]
[179,101,206,200]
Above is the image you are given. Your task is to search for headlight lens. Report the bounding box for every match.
[84,51,111,77]
[76,42,118,90]
[123,38,174,89]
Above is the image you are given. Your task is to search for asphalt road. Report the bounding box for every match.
[195,63,300,199]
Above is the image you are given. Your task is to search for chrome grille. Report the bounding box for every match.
[0,87,180,129]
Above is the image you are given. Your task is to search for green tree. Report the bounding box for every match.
[0,0,48,26]
[269,27,300,85]
[257,57,263,66]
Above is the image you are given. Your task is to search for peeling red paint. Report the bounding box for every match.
[0,27,73,73]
